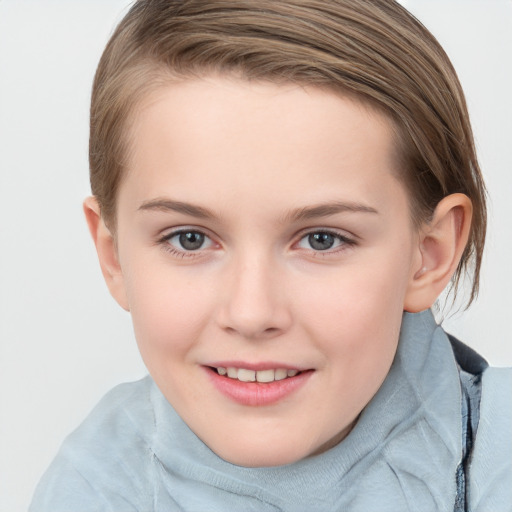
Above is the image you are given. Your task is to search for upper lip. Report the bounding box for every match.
[204,361,307,371]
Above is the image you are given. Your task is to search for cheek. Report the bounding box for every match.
[299,263,408,337]
[294,257,409,386]
[124,263,215,360]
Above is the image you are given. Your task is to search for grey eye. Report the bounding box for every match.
[178,231,205,250]
[165,230,212,252]
[297,231,352,252]
[308,232,335,251]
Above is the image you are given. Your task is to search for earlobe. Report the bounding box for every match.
[83,197,130,311]
[404,193,472,313]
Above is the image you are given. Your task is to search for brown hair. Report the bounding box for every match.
[90,0,486,305]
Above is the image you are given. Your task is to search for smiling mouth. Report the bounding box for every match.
[206,365,312,406]
[210,366,302,383]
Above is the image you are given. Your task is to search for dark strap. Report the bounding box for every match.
[448,334,488,512]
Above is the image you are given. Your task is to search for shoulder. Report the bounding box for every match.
[63,375,157,459]
[74,375,156,435]
[469,367,512,512]
[30,376,157,512]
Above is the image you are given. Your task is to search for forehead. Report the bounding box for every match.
[120,76,407,221]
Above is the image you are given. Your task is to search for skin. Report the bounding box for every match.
[85,76,472,467]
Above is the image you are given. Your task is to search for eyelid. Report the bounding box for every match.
[158,224,217,241]
[295,226,357,241]
[293,228,357,252]
[157,226,220,256]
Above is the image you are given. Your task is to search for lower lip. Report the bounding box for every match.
[205,367,312,406]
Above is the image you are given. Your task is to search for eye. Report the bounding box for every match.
[163,229,214,252]
[297,231,354,252]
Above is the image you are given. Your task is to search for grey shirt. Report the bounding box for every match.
[30,310,512,511]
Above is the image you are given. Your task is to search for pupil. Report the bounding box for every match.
[309,232,334,251]
[179,232,204,250]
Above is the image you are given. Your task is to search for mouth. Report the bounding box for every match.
[204,364,313,406]
[211,366,301,383]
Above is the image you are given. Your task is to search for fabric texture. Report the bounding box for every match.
[29,310,512,511]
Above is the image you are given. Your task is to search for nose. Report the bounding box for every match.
[217,252,292,340]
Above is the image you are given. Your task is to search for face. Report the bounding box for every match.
[113,76,422,467]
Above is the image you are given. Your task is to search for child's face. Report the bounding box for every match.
[113,76,422,467]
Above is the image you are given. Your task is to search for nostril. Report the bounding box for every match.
[216,288,292,339]
[221,321,284,339]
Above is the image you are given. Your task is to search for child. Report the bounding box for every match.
[30,0,511,510]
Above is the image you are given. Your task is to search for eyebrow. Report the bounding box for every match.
[284,201,379,222]
[138,197,379,222]
[138,198,216,219]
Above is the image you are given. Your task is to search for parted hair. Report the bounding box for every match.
[90,0,486,305]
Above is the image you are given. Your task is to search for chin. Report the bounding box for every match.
[220,447,306,468]
[194,414,355,468]
[206,434,317,468]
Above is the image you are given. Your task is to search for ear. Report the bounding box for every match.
[83,196,130,311]
[404,193,472,313]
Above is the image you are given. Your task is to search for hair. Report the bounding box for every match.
[90,0,486,306]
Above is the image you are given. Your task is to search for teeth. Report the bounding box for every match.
[237,369,256,382]
[274,369,288,381]
[218,367,301,382]
[256,369,275,383]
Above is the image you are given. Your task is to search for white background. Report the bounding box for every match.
[0,1,511,510]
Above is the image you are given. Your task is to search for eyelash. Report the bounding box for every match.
[157,228,357,258]
[157,229,214,258]
[295,230,357,255]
